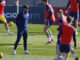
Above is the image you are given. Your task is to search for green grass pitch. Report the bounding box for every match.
[0,24,80,60]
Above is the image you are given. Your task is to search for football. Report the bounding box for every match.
[0,53,3,58]
[8,21,14,26]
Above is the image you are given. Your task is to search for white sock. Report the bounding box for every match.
[74,54,77,58]
[7,29,10,33]
[62,56,65,60]
[13,50,16,52]
[56,55,58,57]
[55,55,58,59]
[13,50,16,54]
[48,36,51,42]
[24,50,27,52]
[75,28,77,32]
[50,35,53,39]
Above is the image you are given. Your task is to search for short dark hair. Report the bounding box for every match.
[56,9,63,14]
[67,16,73,23]
[23,5,29,9]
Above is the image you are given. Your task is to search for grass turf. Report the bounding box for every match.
[0,24,80,60]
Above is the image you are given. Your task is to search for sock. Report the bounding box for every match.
[55,55,58,59]
[62,56,65,60]
[56,55,58,58]
[13,50,16,53]
[48,36,51,42]
[24,50,28,53]
[7,29,10,33]
[74,54,77,58]
[50,35,53,40]
[75,29,77,32]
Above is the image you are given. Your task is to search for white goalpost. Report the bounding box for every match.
[16,0,19,14]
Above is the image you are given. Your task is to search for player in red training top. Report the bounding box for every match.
[65,0,80,35]
[58,16,77,60]
[54,9,67,60]
[42,0,55,44]
[0,0,12,35]
[55,9,78,60]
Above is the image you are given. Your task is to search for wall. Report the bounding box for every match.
[4,6,45,24]
[3,6,80,25]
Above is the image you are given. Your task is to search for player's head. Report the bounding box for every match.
[67,16,73,24]
[42,0,48,6]
[56,9,63,18]
[23,5,29,13]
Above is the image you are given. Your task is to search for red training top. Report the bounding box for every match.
[61,25,74,45]
[69,0,79,12]
[45,3,55,21]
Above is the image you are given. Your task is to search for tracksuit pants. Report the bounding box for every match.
[14,31,28,50]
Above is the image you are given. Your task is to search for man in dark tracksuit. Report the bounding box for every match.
[13,5,30,55]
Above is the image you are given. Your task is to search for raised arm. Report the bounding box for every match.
[66,1,70,11]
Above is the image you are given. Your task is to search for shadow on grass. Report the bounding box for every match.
[0,34,16,36]
[0,44,22,46]
[29,32,45,35]
[0,43,32,46]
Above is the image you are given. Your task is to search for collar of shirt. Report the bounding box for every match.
[22,11,28,14]
[67,23,71,25]
[22,11,29,16]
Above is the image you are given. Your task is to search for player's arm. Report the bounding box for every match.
[58,18,63,30]
[46,5,53,19]
[15,13,21,25]
[65,1,70,12]
[73,29,77,49]
[16,13,20,22]
[57,26,62,40]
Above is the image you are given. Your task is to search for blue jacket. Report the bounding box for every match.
[16,11,29,34]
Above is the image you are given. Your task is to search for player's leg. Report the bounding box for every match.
[23,31,30,54]
[0,15,12,35]
[71,48,78,60]
[58,44,65,60]
[56,44,59,55]
[58,52,63,60]
[54,44,59,60]
[44,25,50,38]
[48,21,55,42]
[44,20,54,44]
[48,30,54,41]
[64,53,70,60]
[54,40,60,59]
[13,32,21,55]
[64,44,72,60]
[74,20,78,34]
[73,12,79,35]
[44,25,52,44]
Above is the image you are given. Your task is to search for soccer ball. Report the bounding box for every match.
[8,21,14,26]
[0,53,3,58]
